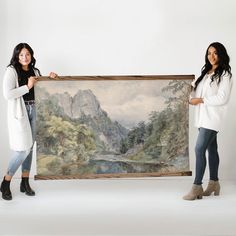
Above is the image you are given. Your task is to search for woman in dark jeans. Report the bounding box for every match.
[1,43,57,200]
[183,42,232,200]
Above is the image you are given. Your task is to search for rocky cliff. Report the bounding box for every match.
[38,87,128,153]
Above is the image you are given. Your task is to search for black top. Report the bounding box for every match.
[18,68,36,101]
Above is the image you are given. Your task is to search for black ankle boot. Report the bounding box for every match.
[20,177,35,196]
[0,177,12,200]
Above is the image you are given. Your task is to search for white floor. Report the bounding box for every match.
[0,177,236,236]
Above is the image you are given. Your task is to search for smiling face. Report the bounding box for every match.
[207,46,219,69]
[18,48,32,70]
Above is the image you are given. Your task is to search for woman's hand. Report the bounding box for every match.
[189,98,204,105]
[27,76,38,90]
[49,72,58,79]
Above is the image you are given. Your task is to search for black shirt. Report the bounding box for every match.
[18,68,36,101]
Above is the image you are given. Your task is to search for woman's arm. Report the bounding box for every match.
[189,97,204,105]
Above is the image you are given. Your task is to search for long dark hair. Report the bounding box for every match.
[194,42,232,90]
[8,43,41,78]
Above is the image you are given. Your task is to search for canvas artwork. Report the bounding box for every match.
[34,75,193,179]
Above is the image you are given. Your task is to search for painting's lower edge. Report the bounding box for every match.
[34,171,192,180]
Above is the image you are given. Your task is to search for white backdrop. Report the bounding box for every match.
[0,0,236,180]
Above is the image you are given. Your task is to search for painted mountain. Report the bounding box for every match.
[54,89,128,152]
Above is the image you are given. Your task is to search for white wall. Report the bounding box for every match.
[1,0,236,180]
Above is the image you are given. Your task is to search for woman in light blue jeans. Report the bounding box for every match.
[1,43,57,201]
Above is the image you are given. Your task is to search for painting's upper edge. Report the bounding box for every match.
[36,75,195,81]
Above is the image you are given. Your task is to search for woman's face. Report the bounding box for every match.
[207,46,219,67]
[18,48,32,69]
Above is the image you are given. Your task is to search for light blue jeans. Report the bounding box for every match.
[194,127,219,185]
[7,103,36,176]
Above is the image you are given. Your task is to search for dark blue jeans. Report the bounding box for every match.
[194,127,219,185]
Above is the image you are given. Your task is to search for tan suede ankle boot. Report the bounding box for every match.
[183,184,203,200]
[203,180,220,196]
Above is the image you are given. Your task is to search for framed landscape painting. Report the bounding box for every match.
[34,75,193,180]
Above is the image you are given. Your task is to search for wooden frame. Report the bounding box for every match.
[34,75,193,180]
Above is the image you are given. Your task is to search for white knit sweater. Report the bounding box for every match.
[191,72,233,132]
[3,66,39,151]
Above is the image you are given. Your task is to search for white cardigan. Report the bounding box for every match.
[3,66,39,151]
[191,72,233,132]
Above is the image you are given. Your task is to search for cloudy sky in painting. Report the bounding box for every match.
[37,80,171,129]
